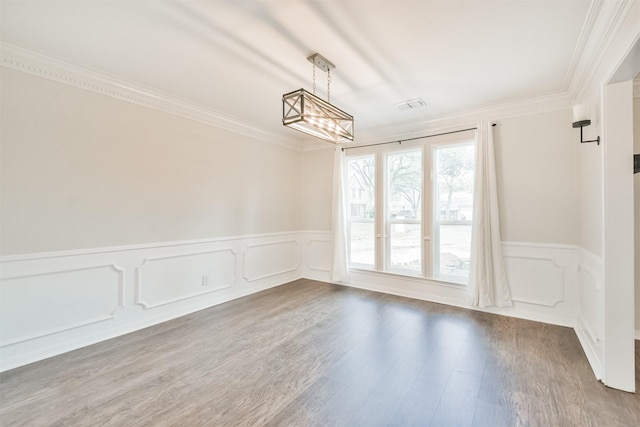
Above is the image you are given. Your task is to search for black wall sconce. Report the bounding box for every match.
[572,104,600,145]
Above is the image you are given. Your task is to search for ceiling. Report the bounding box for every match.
[1,1,594,145]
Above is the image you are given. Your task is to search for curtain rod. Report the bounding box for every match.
[341,123,496,151]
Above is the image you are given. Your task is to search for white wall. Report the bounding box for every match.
[300,147,334,232]
[302,109,578,244]
[1,68,302,255]
[493,110,577,245]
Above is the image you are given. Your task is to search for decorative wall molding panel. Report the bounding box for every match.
[575,246,604,380]
[501,243,576,308]
[0,42,301,152]
[0,232,302,372]
[300,233,332,283]
[0,264,124,346]
[243,240,299,283]
[306,240,332,273]
[136,249,236,309]
[0,232,604,373]
[301,232,579,327]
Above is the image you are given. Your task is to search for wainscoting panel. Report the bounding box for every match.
[301,232,579,327]
[301,233,332,283]
[504,256,564,307]
[137,249,236,309]
[1,232,586,372]
[0,264,124,346]
[501,242,578,324]
[243,240,299,283]
[306,240,331,271]
[0,232,302,372]
[574,247,604,380]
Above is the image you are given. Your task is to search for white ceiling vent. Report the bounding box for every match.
[395,98,427,111]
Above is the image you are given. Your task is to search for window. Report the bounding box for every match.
[347,155,375,268]
[345,133,475,284]
[433,143,474,281]
[386,150,422,275]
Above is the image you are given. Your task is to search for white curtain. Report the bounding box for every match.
[331,147,350,284]
[468,122,512,307]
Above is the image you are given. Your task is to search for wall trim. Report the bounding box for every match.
[136,249,237,309]
[563,0,602,89]
[243,240,299,282]
[345,274,576,328]
[575,246,604,381]
[0,43,590,156]
[0,232,303,372]
[570,0,636,99]
[0,230,301,262]
[577,246,604,291]
[505,255,565,307]
[0,234,592,372]
[501,241,577,250]
[0,42,302,152]
[306,240,331,273]
[575,316,603,380]
[0,264,125,346]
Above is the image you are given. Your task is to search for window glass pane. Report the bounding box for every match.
[435,145,474,221]
[350,222,375,265]
[438,224,472,278]
[389,223,421,273]
[434,143,474,281]
[387,150,422,274]
[387,151,422,220]
[347,156,375,266]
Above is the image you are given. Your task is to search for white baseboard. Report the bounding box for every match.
[574,316,603,380]
[344,272,576,328]
[575,247,605,381]
[300,232,579,328]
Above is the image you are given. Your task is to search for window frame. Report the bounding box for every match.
[346,154,377,270]
[344,130,475,285]
[384,147,424,277]
[431,141,475,284]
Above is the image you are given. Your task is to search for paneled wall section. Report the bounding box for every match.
[301,231,579,328]
[0,233,302,372]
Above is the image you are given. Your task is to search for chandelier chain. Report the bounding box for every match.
[312,63,316,95]
[327,68,331,103]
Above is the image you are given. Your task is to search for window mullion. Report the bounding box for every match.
[375,151,384,271]
[423,144,430,278]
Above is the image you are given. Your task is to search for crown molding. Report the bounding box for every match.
[0,43,303,152]
[563,0,602,89]
[342,91,573,147]
[568,0,635,100]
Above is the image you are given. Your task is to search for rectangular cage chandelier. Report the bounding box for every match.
[282,53,354,143]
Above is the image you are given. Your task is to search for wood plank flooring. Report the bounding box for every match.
[1,279,639,426]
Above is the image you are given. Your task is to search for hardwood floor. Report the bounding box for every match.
[1,279,639,426]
